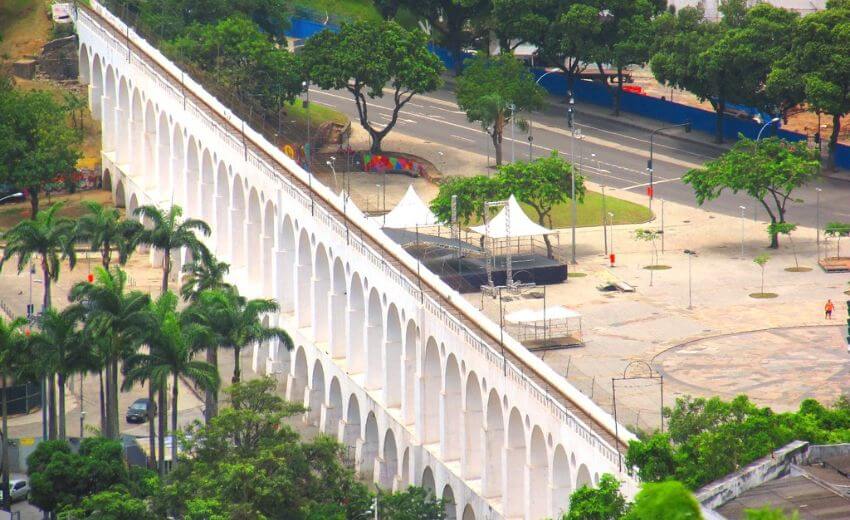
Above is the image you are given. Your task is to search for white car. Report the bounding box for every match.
[9,479,29,502]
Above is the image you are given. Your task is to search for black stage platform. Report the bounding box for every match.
[402,242,568,293]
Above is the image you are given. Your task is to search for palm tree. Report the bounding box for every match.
[133,205,211,295]
[75,200,142,270]
[179,255,232,303]
[125,292,218,472]
[69,267,152,439]
[0,316,27,512]
[1,203,76,440]
[0,202,76,312]
[28,308,86,440]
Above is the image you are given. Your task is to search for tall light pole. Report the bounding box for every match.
[739,205,746,258]
[756,116,781,141]
[684,249,697,309]
[528,70,559,161]
[509,103,516,163]
[568,95,578,265]
[816,187,822,260]
[0,193,23,204]
[608,212,615,262]
[302,80,311,172]
[601,184,608,255]
[648,123,691,213]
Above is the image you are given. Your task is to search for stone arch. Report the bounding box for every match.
[291,347,308,407]
[384,304,402,408]
[443,354,462,461]
[381,429,398,489]
[462,505,475,520]
[362,412,379,481]
[326,377,343,437]
[185,137,200,216]
[230,176,246,269]
[278,215,295,312]
[116,77,130,164]
[102,66,116,152]
[157,113,171,193]
[401,447,410,488]
[200,149,215,230]
[114,179,126,209]
[529,426,550,519]
[366,288,383,391]
[308,360,325,426]
[421,338,441,444]
[170,123,185,206]
[347,273,365,373]
[421,467,436,495]
[127,193,139,220]
[78,44,90,84]
[484,390,504,500]
[402,321,418,425]
[312,244,330,343]
[262,201,275,290]
[330,258,347,359]
[552,445,571,516]
[102,169,112,192]
[296,230,313,328]
[576,464,591,490]
[90,56,103,120]
[143,100,156,188]
[442,485,457,520]
[246,188,262,281]
[505,408,527,517]
[343,394,361,450]
[215,162,230,258]
[463,372,483,479]
[130,89,143,175]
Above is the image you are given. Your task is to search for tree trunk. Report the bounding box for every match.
[2,374,10,512]
[98,369,106,436]
[47,374,57,440]
[233,346,241,384]
[157,386,167,476]
[761,270,765,294]
[205,347,218,423]
[614,67,623,117]
[110,359,119,440]
[492,131,503,167]
[171,373,178,470]
[29,189,40,220]
[715,98,725,144]
[161,249,171,295]
[147,384,157,469]
[828,113,840,172]
[41,262,51,312]
[57,371,66,440]
[368,131,384,154]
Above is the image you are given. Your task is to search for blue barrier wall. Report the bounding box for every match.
[287,17,335,39]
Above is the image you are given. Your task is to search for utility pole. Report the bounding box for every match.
[568,94,577,265]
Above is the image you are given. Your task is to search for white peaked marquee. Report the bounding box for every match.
[377,185,439,229]
[74,2,638,517]
[471,195,555,239]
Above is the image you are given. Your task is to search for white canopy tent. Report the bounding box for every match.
[374,185,439,229]
[505,306,581,323]
[504,305,583,344]
[470,194,555,238]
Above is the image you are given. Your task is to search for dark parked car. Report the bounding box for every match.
[126,398,156,423]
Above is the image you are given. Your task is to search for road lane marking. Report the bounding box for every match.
[622,177,682,190]
[451,135,475,143]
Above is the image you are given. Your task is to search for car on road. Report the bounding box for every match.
[9,478,29,502]
[126,398,156,423]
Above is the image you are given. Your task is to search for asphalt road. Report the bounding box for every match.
[311,86,850,230]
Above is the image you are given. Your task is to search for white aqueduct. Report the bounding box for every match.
[74,2,638,518]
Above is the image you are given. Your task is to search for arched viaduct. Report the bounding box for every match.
[74,3,638,518]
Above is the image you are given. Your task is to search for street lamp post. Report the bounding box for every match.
[509,103,516,163]
[816,187,822,260]
[684,249,697,309]
[739,205,746,258]
[756,117,781,142]
[648,123,691,212]
[608,212,615,261]
[302,81,314,216]
[528,70,559,161]
[568,95,578,265]
[0,193,23,204]
[601,184,608,255]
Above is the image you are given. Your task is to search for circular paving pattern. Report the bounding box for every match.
[655,325,847,411]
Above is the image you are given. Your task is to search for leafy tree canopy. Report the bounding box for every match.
[564,473,629,520]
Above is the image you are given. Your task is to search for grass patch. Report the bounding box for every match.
[293,0,383,24]
[0,0,50,59]
[784,266,812,272]
[749,292,778,299]
[286,99,349,128]
[567,272,587,278]
[0,190,114,230]
[644,265,672,270]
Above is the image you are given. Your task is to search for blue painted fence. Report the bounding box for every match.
[286,17,850,169]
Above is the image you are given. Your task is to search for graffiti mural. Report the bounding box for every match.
[360,153,425,176]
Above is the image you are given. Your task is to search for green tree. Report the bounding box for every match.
[302,21,443,153]
[133,205,211,294]
[754,253,770,294]
[767,1,850,169]
[0,316,28,512]
[75,201,142,271]
[136,0,292,42]
[377,486,448,519]
[429,175,504,226]
[769,222,801,268]
[625,481,701,520]
[0,86,82,218]
[1,202,77,311]
[497,152,583,256]
[564,473,629,520]
[683,137,819,248]
[455,53,545,166]
[824,221,850,258]
[745,507,800,519]
[69,267,152,440]
[625,433,677,483]
[179,255,232,303]
[63,490,154,520]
